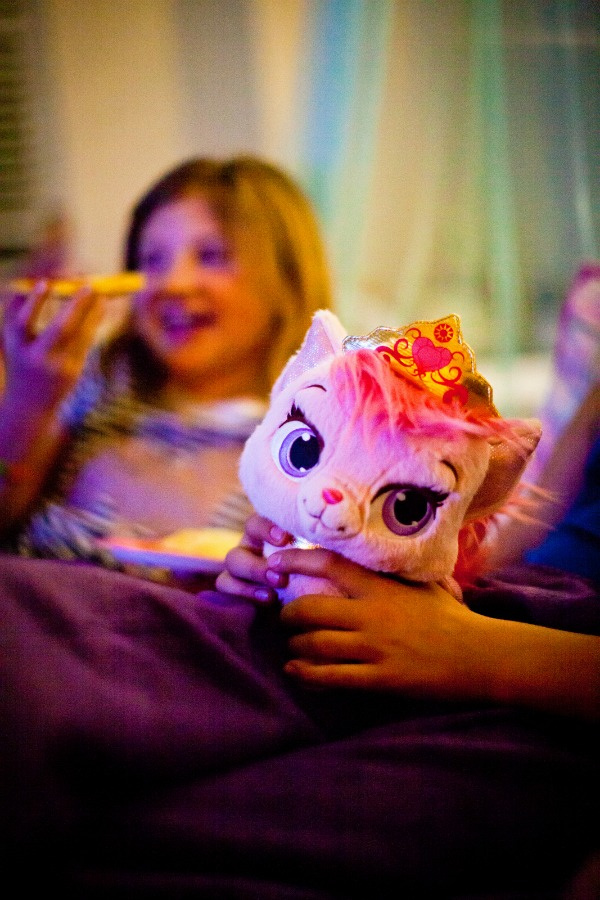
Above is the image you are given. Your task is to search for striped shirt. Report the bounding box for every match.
[17,353,265,576]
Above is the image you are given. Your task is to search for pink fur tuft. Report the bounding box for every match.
[331,349,527,448]
[329,349,539,580]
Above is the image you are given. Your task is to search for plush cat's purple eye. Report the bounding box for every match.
[272,422,322,478]
[381,486,438,536]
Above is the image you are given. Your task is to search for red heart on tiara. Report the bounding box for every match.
[412,336,453,374]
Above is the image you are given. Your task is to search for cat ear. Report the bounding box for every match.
[465,418,542,520]
[271,309,348,396]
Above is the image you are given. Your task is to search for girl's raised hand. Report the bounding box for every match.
[1,280,104,412]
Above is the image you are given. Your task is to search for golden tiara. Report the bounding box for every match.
[343,314,498,416]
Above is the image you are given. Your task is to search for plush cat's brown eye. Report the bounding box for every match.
[378,485,447,536]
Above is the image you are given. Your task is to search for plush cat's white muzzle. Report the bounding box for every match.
[298,478,364,540]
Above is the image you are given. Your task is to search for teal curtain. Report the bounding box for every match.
[291,0,599,403]
[470,0,522,363]
[294,0,394,325]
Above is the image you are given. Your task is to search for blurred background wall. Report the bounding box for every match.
[1,0,599,414]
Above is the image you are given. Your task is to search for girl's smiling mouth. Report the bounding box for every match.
[159,304,218,338]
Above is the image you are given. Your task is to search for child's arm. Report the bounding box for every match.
[215,515,600,722]
[273,547,600,722]
[0,281,104,536]
[486,383,600,568]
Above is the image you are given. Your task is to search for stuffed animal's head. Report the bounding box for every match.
[239,311,541,586]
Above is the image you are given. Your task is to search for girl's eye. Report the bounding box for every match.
[197,241,230,269]
[374,485,447,536]
[139,242,231,274]
[271,420,322,478]
[140,249,168,274]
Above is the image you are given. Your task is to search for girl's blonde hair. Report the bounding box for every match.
[105,155,333,398]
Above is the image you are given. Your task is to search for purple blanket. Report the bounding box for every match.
[1,553,598,897]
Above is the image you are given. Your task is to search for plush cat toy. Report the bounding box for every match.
[239,311,541,603]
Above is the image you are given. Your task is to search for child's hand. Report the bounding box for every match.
[1,280,104,413]
[214,514,293,603]
[266,546,482,699]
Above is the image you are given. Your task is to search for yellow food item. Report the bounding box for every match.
[9,272,145,297]
[159,528,241,559]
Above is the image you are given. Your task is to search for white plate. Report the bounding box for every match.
[98,529,242,574]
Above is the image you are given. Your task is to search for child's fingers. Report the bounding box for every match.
[3,280,50,336]
[214,569,255,599]
[287,628,373,662]
[214,518,293,603]
[280,594,365,631]
[240,514,291,552]
[284,658,378,689]
[224,545,271,582]
[214,569,279,604]
[222,543,290,593]
[36,286,102,352]
[267,547,375,599]
[61,290,105,357]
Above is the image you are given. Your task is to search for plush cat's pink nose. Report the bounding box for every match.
[322,488,343,505]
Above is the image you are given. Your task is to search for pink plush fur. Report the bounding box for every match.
[329,348,517,443]
[240,311,541,603]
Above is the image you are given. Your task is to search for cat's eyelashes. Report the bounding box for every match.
[272,419,323,478]
[371,484,449,537]
[284,403,306,424]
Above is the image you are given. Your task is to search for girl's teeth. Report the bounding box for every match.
[164,310,190,328]
[162,309,212,329]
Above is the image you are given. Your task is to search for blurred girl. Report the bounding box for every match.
[0,156,332,572]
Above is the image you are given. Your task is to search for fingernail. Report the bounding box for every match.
[267,553,281,569]
[269,525,287,544]
[266,568,283,586]
[254,587,273,602]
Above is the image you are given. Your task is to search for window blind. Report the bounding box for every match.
[0,0,32,257]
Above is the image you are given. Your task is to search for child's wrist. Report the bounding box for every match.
[1,389,66,433]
